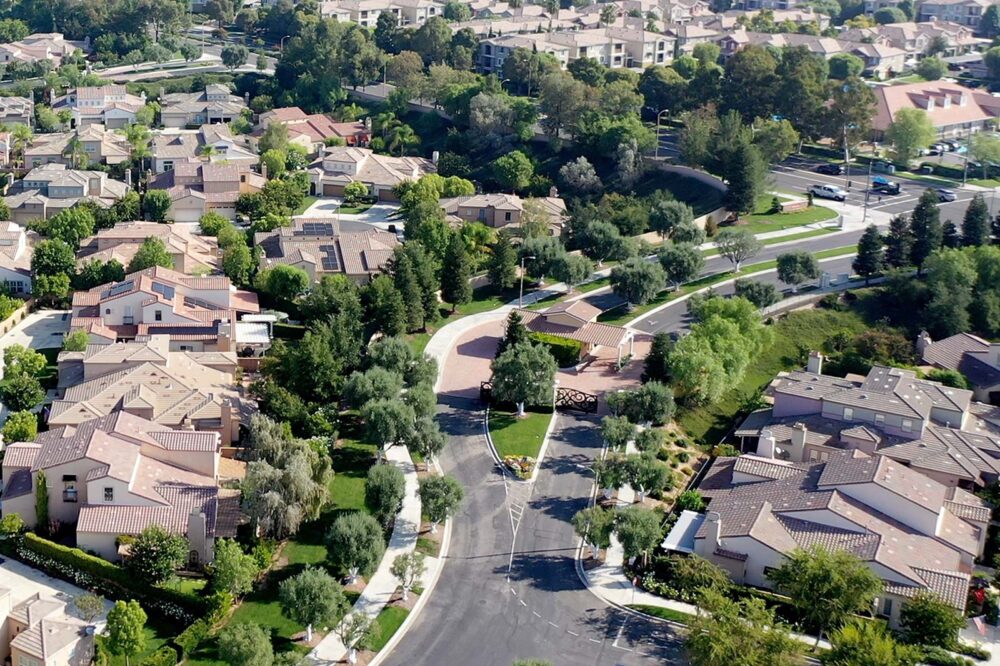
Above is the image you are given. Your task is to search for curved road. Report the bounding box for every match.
[383,398,685,666]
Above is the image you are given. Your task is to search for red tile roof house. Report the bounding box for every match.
[77,221,221,275]
[0,591,94,666]
[70,265,261,352]
[308,146,436,200]
[0,411,240,564]
[513,301,634,364]
[252,106,371,155]
[870,80,1000,141]
[148,162,266,223]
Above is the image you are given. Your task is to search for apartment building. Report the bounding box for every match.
[840,20,987,57]
[870,80,1000,138]
[308,145,435,199]
[150,124,258,173]
[159,85,248,129]
[77,221,221,274]
[917,0,992,27]
[318,0,445,26]
[4,164,129,223]
[1,411,240,563]
[148,162,266,222]
[255,218,399,283]
[70,265,261,352]
[719,29,906,77]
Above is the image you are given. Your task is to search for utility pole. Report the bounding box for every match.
[862,158,874,225]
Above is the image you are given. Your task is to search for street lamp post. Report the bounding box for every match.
[518,255,536,307]
[279,35,291,51]
[654,108,669,160]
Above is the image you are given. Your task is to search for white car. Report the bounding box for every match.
[808,184,847,202]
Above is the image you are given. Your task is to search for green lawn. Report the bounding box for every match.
[406,332,432,355]
[598,245,856,327]
[368,605,410,652]
[576,277,610,294]
[338,202,375,215]
[415,535,440,557]
[739,196,837,235]
[627,604,695,624]
[161,575,208,595]
[968,178,1000,188]
[36,348,60,390]
[677,307,870,445]
[292,196,318,215]
[488,409,553,459]
[100,620,175,665]
[702,227,838,258]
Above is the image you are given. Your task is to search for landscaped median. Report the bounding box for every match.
[487,407,556,480]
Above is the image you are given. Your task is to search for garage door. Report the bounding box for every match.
[324,184,345,196]
[378,189,399,202]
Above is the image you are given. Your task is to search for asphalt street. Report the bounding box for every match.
[382,399,685,666]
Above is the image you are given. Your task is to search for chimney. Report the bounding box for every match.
[695,511,722,558]
[244,92,250,105]
[756,429,776,459]
[187,508,211,564]
[261,162,267,179]
[140,90,147,104]
[431,150,439,165]
[789,423,807,461]
[990,342,1000,368]
[807,350,823,375]
[124,168,132,190]
[916,331,932,359]
[88,175,101,196]
[217,320,232,352]
[549,185,559,198]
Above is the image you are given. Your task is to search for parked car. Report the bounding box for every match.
[809,184,848,201]
[937,188,957,202]
[872,160,895,174]
[942,140,959,151]
[816,163,845,175]
[871,176,901,195]
[930,143,946,152]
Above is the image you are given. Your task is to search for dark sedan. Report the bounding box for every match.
[816,163,846,175]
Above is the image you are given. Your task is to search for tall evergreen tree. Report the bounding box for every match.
[723,140,768,214]
[488,231,518,291]
[962,194,991,246]
[496,311,529,359]
[853,224,884,285]
[909,189,942,274]
[883,215,912,268]
[396,242,439,327]
[392,251,425,332]
[441,234,472,311]
[364,275,407,337]
[942,220,962,248]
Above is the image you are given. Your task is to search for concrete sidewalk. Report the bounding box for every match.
[310,445,422,662]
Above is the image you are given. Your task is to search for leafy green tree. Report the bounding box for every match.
[981,4,1000,37]
[260,149,287,179]
[915,56,946,80]
[642,332,673,383]
[609,382,675,425]
[73,593,106,624]
[962,194,991,246]
[669,554,730,600]
[650,200,694,239]
[326,512,386,581]
[363,275,407,336]
[614,506,663,566]
[724,141,768,214]
[209,539,259,598]
[124,525,187,585]
[610,257,667,307]
[142,189,172,222]
[886,108,935,164]
[279,567,347,642]
[924,248,975,338]
[491,341,558,416]
[127,237,173,273]
[674,490,707,513]
[344,367,404,410]
[768,545,882,647]
[256,264,310,309]
[405,417,447,465]
[874,6,906,22]
[551,254,594,293]
[909,189,943,273]
[968,131,1000,180]
[734,279,779,308]
[822,620,922,666]
[3,344,46,378]
[218,623,272,666]
[600,415,636,450]
[362,399,416,456]
[572,506,615,558]
[900,591,966,649]
[365,463,406,528]
[45,207,94,249]
[32,273,70,306]
[828,53,864,79]
[488,231,518,291]
[62,329,90,352]
[776,251,820,292]
[221,44,249,71]
[496,311,529,359]
[491,151,534,193]
[686,589,800,666]
[714,228,762,271]
[853,225,884,285]
[659,243,704,288]
[31,238,75,276]
[222,241,254,286]
[2,410,37,443]
[418,474,464,532]
[106,600,147,666]
[538,72,589,137]
[391,552,427,601]
[1,374,45,411]
[884,215,913,268]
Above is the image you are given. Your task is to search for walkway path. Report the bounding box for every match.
[310,445,422,663]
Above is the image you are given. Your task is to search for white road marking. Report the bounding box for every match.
[548,621,559,628]
[567,630,580,636]
[532,611,541,618]
[589,638,602,644]
[510,587,517,596]
[612,619,629,649]
[519,599,527,607]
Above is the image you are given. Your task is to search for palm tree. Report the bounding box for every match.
[374,111,399,140]
[12,124,32,168]
[388,124,418,156]
[123,124,151,170]
[64,135,86,168]
[198,144,217,161]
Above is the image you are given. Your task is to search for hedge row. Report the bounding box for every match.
[16,533,205,623]
[529,332,582,368]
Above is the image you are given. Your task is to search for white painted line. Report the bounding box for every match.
[532,611,541,618]
[567,630,580,637]
[548,621,559,628]
[589,638,602,644]
[612,619,628,648]
[519,599,527,607]
[510,587,517,596]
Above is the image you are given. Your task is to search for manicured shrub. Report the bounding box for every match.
[529,332,583,368]
[138,646,178,666]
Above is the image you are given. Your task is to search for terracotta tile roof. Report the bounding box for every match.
[514,307,629,348]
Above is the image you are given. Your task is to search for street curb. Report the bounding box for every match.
[622,251,857,329]
[367,459,454,666]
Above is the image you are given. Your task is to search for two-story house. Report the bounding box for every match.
[918,0,991,26]
[318,0,445,27]
[308,146,436,200]
[150,124,258,173]
[159,85,248,129]
[147,162,266,222]
[52,85,146,130]
[4,164,129,223]
[23,125,132,169]
[0,96,34,126]
[77,221,220,274]
[439,193,568,236]
[0,221,35,295]
[0,592,93,666]
[0,33,80,68]
[1,411,239,563]
[70,265,261,351]
[252,107,371,155]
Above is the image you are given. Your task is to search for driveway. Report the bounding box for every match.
[0,556,111,623]
[437,319,503,399]
[1,310,70,351]
[299,199,401,229]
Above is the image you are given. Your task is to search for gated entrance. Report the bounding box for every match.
[480,381,598,414]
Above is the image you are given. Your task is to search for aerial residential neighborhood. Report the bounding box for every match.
[7,0,1000,665]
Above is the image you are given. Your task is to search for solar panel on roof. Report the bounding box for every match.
[296,222,335,237]
[151,282,175,301]
[107,280,134,297]
[319,244,339,271]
